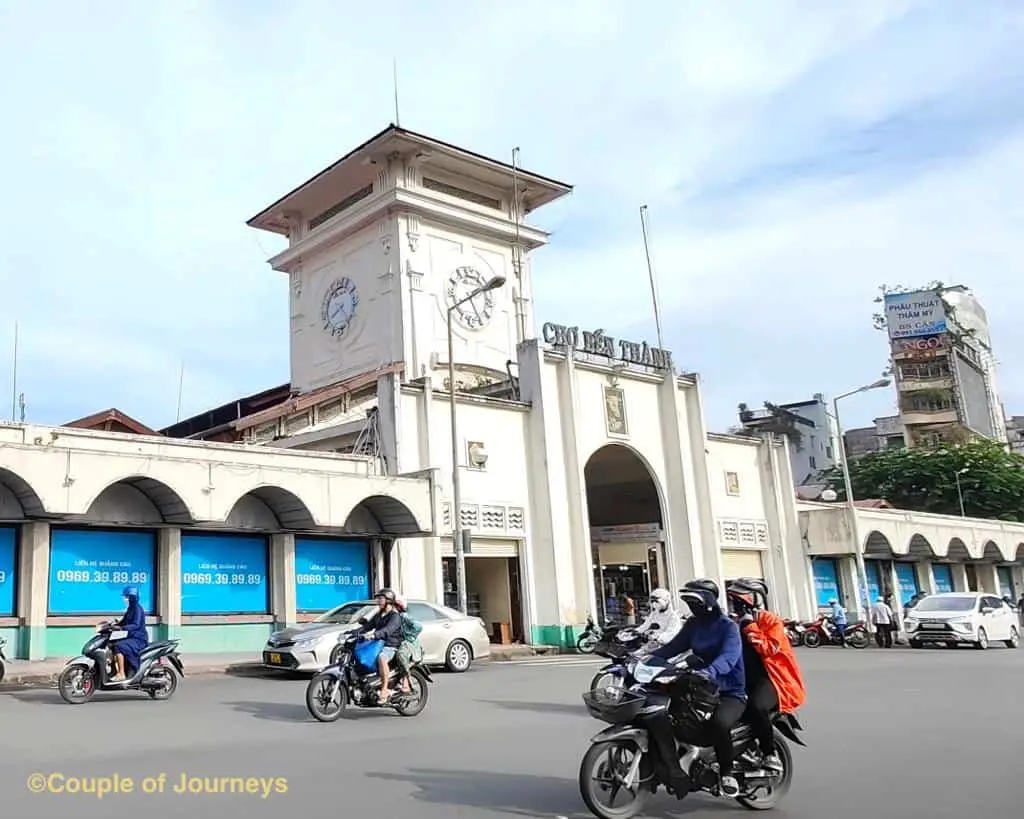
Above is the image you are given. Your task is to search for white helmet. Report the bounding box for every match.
[650,588,671,612]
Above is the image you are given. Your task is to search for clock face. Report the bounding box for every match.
[446,265,495,330]
[321,277,360,339]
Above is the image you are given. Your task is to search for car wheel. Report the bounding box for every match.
[974,628,988,650]
[445,639,473,673]
[1005,626,1019,649]
[909,639,923,649]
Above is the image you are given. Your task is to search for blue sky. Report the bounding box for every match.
[1,1,1023,434]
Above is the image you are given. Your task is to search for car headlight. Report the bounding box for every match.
[293,636,323,651]
[905,618,919,629]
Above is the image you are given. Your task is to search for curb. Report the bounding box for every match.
[0,661,267,689]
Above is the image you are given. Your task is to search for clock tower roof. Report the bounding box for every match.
[247,124,573,237]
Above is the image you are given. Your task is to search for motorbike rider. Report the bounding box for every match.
[634,587,683,652]
[107,585,149,682]
[393,594,424,695]
[651,579,746,798]
[357,588,403,701]
[726,578,806,774]
[827,598,847,643]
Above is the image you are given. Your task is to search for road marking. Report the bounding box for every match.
[501,657,605,668]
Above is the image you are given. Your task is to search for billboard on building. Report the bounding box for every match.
[884,291,947,339]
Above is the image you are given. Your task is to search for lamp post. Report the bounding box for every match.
[954,467,968,517]
[832,378,891,631]
[447,274,506,614]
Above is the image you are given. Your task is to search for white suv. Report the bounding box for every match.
[904,592,1020,649]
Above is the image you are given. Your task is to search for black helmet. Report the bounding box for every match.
[680,578,719,599]
[680,579,719,614]
[727,578,768,615]
[374,588,397,604]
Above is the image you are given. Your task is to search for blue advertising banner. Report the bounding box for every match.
[181,533,269,614]
[865,560,884,606]
[0,526,15,616]
[812,558,841,608]
[997,566,1014,600]
[49,529,155,615]
[894,562,920,606]
[884,291,947,339]
[295,537,370,611]
[932,564,953,594]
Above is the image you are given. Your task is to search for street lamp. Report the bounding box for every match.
[447,274,506,614]
[833,378,891,632]
[954,467,969,517]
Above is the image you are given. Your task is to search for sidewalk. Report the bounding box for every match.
[0,643,561,688]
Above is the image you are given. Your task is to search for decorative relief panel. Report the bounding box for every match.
[441,502,526,535]
[717,518,770,548]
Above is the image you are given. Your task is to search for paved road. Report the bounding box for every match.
[2,647,1021,818]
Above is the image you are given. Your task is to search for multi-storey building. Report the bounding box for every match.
[736,394,840,485]
[884,286,1006,448]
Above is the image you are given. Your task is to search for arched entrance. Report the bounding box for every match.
[584,444,665,624]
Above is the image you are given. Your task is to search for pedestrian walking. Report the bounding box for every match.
[871,597,894,648]
[621,593,636,626]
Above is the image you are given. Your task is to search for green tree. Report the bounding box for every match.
[824,439,1024,521]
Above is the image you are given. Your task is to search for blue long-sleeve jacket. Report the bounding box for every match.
[830,602,847,625]
[653,611,746,701]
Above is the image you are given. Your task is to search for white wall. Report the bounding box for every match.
[288,224,394,393]
[402,218,520,382]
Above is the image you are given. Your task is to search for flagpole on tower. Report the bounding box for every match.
[392,58,401,126]
[639,205,665,352]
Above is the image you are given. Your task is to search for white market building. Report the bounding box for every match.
[1,126,820,659]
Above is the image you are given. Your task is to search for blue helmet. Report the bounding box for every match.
[122,585,139,599]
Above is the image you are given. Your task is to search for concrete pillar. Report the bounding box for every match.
[656,371,700,589]
[679,378,721,588]
[952,563,969,592]
[17,521,49,660]
[978,564,999,594]
[270,533,296,630]
[516,340,579,645]
[156,528,181,641]
[916,561,936,595]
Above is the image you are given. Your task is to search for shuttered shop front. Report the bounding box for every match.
[720,549,764,581]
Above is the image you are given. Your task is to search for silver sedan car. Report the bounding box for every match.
[262,599,491,673]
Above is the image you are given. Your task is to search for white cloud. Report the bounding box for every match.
[0,1,1021,433]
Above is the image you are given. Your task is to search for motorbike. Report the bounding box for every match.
[0,636,7,683]
[578,655,805,818]
[305,631,432,722]
[589,627,647,692]
[578,615,612,654]
[57,623,184,704]
[784,619,806,647]
[800,616,870,649]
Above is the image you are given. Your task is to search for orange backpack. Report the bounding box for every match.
[743,610,807,713]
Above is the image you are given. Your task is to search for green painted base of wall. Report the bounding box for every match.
[175,623,273,653]
[530,624,585,649]
[0,626,19,660]
[34,625,270,659]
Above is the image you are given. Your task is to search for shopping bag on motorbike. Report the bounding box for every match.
[354,638,385,671]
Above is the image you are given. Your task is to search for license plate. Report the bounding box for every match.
[922,624,944,629]
[269,652,282,664]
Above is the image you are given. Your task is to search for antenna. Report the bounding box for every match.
[639,205,665,353]
[10,322,18,422]
[392,58,401,126]
[511,147,526,343]
[175,362,185,423]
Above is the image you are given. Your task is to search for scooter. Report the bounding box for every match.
[0,636,7,683]
[784,619,806,647]
[588,626,647,692]
[801,616,870,649]
[57,622,184,704]
[577,615,613,654]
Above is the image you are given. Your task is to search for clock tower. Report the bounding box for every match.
[247,125,572,395]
